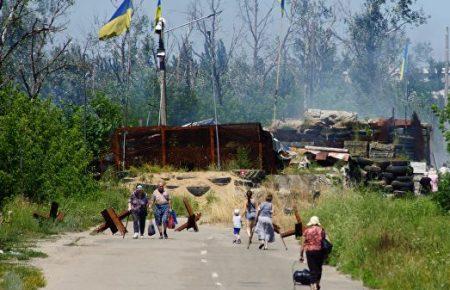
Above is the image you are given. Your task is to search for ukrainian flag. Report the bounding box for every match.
[154,0,162,28]
[99,0,133,41]
[400,43,409,81]
[279,0,286,17]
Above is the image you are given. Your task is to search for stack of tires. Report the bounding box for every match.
[355,157,414,195]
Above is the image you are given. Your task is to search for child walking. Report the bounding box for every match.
[233,209,242,244]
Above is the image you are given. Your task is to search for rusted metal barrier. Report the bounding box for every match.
[96,208,129,236]
[33,202,64,222]
[175,197,201,232]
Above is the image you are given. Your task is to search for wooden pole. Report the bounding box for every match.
[445,26,449,107]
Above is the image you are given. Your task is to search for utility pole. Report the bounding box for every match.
[445,26,449,107]
[156,18,167,126]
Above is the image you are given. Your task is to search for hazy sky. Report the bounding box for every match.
[68,0,450,60]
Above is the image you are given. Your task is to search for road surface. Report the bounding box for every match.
[32,224,366,290]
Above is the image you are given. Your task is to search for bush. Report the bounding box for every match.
[302,189,450,289]
[433,174,450,211]
[0,86,93,203]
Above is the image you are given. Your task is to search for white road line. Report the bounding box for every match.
[211,272,219,279]
[201,259,207,263]
[215,282,223,287]
[201,250,208,255]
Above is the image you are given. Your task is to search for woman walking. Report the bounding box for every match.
[300,216,327,290]
[149,181,171,239]
[255,194,275,250]
[128,185,149,239]
[244,190,257,237]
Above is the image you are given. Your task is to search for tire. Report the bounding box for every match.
[391,160,409,166]
[395,176,413,182]
[364,165,382,173]
[357,157,374,167]
[386,165,413,176]
[374,161,391,170]
[392,180,414,191]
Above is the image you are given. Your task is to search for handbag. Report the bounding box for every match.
[148,223,156,236]
[321,237,333,255]
[293,269,311,285]
[167,213,175,229]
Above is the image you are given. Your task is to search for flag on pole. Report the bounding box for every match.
[278,0,286,17]
[400,43,409,81]
[98,0,133,40]
[155,0,162,27]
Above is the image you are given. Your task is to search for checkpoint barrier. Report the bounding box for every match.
[33,202,64,222]
[95,208,131,237]
[175,197,201,232]
[280,206,304,239]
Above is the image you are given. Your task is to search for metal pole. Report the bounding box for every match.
[445,26,449,106]
[273,16,284,122]
[208,30,221,169]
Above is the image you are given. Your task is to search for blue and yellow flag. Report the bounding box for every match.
[155,0,162,27]
[278,0,286,17]
[99,0,133,41]
[400,43,409,81]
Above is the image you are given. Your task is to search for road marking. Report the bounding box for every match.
[211,272,219,279]
[201,250,207,255]
[201,259,207,263]
[215,282,223,287]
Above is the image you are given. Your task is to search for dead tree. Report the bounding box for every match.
[0,0,74,99]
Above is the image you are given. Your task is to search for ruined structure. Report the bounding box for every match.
[111,123,279,173]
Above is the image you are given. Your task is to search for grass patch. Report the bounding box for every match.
[0,183,128,289]
[298,188,450,289]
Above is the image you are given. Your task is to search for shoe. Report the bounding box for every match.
[164,234,168,239]
[233,240,236,244]
[237,239,241,244]
[159,235,163,239]
[258,244,264,250]
[133,233,139,239]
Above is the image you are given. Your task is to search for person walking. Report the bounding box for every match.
[128,185,149,239]
[149,181,171,239]
[255,194,275,250]
[244,190,257,237]
[300,216,327,290]
[232,209,242,244]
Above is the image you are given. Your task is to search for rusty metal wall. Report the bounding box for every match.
[111,123,278,173]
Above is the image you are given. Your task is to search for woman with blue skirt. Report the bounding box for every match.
[150,181,171,239]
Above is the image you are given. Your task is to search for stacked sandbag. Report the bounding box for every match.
[369,142,395,159]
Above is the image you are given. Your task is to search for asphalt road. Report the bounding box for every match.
[32,223,366,290]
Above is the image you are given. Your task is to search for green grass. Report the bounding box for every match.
[0,184,128,289]
[302,188,450,289]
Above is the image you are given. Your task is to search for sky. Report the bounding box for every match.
[67,0,450,60]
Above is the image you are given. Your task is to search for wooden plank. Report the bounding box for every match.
[101,209,118,235]
[175,213,201,232]
[96,210,131,233]
[107,208,127,236]
[305,145,349,153]
[50,202,59,220]
[183,197,194,217]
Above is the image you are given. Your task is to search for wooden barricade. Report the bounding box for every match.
[33,202,64,222]
[280,206,303,239]
[96,208,128,236]
[175,197,201,232]
[95,210,131,233]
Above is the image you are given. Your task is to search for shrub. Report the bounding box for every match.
[0,87,93,203]
[301,189,450,289]
[433,173,450,211]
